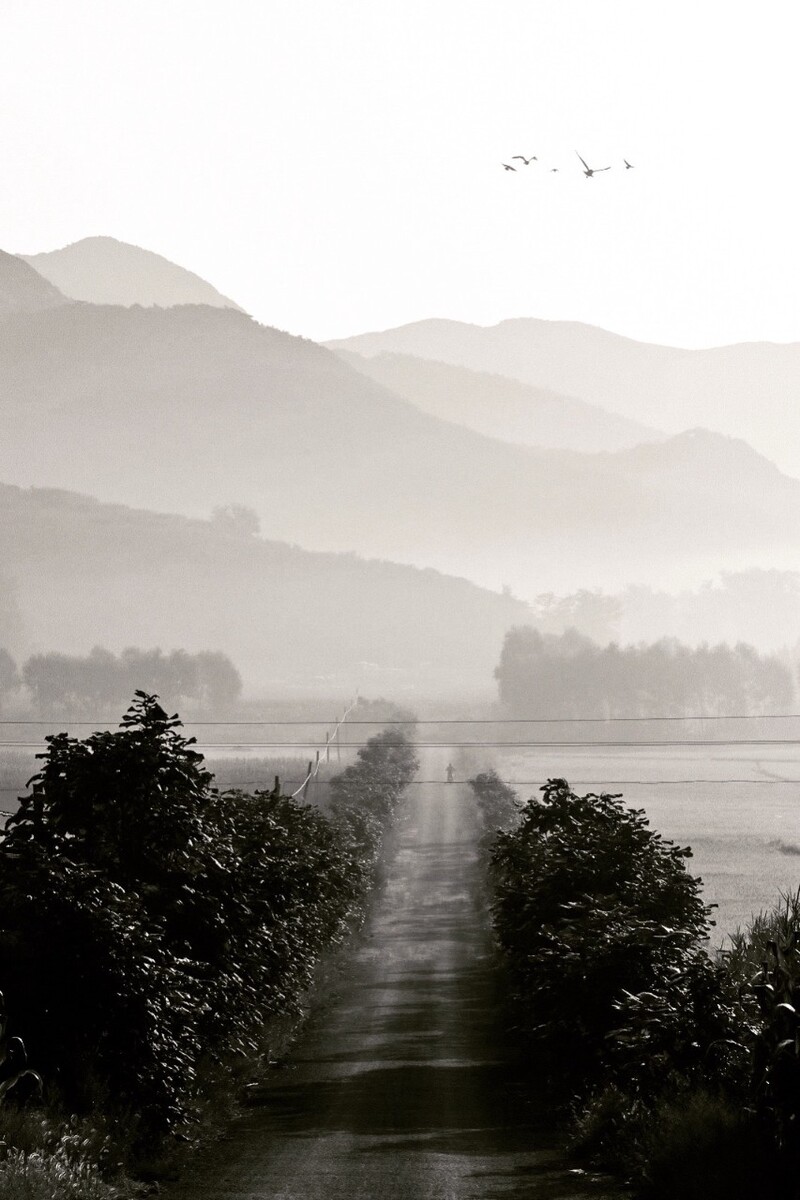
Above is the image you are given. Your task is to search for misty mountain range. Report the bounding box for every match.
[328,317,800,481]
[333,348,662,453]
[2,237,799,691]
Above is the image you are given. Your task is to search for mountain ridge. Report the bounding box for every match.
[334,347,664,453]
[21,236,244,312]
[0,249,70,315]
[326,316,800,477]
[0,291,798,595]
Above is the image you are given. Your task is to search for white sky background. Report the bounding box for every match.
[2,0,798,347]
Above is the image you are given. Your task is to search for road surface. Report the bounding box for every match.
[166,752,619,1199]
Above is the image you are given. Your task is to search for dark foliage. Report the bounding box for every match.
[743,924,800,1173]
[467,769,519,831]
[328,728,419,823]
[490,778,714,1076]
[485,773,800,1193]
[0,693,416,1142]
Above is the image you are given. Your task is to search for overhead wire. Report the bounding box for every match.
[0,713,800,726]
[2,706,800,806]
[3,739,800,750]
[2,778,800,797]
[288,698,359,799]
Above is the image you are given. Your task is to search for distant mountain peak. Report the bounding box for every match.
[20,236,244,312]
[0,249,69,315]
[665,427,776,459]
[619,426,791,485]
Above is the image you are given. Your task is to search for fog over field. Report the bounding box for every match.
[3,217,800,925]
[3,232,800,943]
[5,4,800,1193]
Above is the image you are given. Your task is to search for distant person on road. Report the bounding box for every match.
[446,762,455,784]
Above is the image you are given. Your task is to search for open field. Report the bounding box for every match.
[493,743,800,943]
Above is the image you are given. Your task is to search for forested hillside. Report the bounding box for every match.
[0,483,531,695]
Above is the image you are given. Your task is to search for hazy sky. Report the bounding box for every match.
[2,1,798,346]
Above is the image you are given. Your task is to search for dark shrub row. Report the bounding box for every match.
[0,694,417,1148]
[470,772,800,1197]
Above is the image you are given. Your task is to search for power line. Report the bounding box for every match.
[1,713,800,725]
[225,778,800,787]
[200,739,800,748]
[216,778,800,787]
[2,778,799,794]
[3,738,800,749]
[289,699,358,799]
[460,778,800,787]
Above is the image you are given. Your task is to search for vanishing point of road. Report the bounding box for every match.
[166,751,621,1199]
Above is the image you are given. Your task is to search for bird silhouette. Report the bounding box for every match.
[550,167,559,172]
[512,155,537,165]
[502,163,517,171]
[576,152,611,177]
[624,159,634,169]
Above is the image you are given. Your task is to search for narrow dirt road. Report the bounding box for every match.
[167,751,619,1199]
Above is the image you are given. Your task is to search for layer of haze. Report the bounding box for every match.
[3,0,799,351]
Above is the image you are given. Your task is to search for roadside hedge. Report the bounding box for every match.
[0,693,418,1147]
[473,772,798,1196]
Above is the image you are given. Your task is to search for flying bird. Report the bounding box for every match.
[502,162,517,171]
[550,167,559,172]
[624,159,634,169]
[576,152,611,177]
[512,155,537,165]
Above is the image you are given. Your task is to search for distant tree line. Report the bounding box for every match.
[528,571,800,653]
[0,646,242,713]
[495,627,794,717]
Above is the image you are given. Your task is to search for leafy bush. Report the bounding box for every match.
[0,1144,122,1200]
[468,769,519,831]
[637,1090,784,1200]
[484,774,800,1190]
[490,777,712,1075]
[328,728,418,823]
[0,846,204,1128]
[0,693,416,1147]
[0,1113,134,1200]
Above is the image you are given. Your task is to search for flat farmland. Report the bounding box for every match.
[492,742,800,944]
